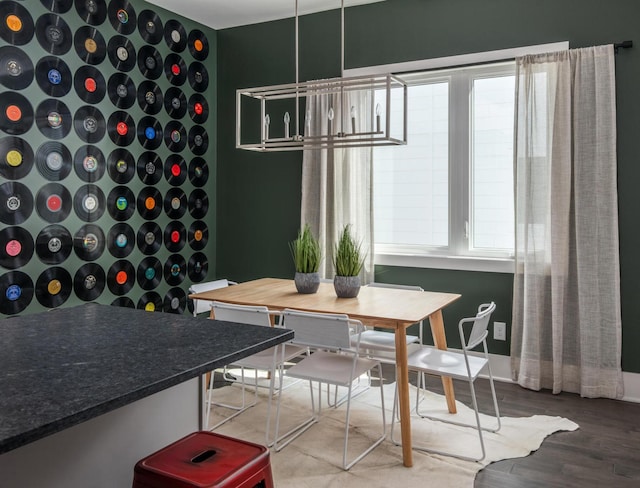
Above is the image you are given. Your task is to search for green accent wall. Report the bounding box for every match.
[216,0,640,372]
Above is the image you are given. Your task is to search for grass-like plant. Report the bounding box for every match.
[290,224,321,273]
[333,224,366,277]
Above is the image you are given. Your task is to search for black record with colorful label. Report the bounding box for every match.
[138,10,162,44]
[188,220,208,251]
[35,13,72,55]
[107,35,136,72]
[107,147,135,183]
[107,185,135,221]
[73,144,105,182]
[73,25,106,65]
[0,226,33,269]
[0,2,34,46]
[73,223,105,261]
[107,259,135,295]
[74,262,105,301]
[35,56,72,97]
[164,19,186,53]
[164,53,186,86]
[164,154,186,186]
[137,116,162,149]
[0,136,34,180]
[0,92,34,135]
[137,291,161,312]
[188,29,209,61]
[0,46,34,90]
[74,65,106,104]
[163,286,186,314]
[0,181,33,225]
[107,222,134,258]
[107,110,136,147]
[163,253,185,286]
[136,221,162,255]
[36,182,72,223]
[108,0,136,35]
[35,224,72,264]
[164,120,186,152]
[35,266,72,308]
[163,220,185,252]
[188,157,208,187]
[137,80,162,114]
[36,98,71,139]
[35,141,72,181]
[188,93,208,124]
[137,256,161,290]
[136,186,161,220]
[164,187,186,219]
[0,270,34,315]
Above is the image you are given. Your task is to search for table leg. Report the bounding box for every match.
[429,310,457,413]
[394,326,413,467]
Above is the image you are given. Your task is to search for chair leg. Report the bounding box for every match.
[273,378,318,452]
[206,367,260,431]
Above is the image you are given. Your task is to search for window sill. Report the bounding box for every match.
[375,252,515,274]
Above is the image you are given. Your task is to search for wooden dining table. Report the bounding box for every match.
[189,277,461,467]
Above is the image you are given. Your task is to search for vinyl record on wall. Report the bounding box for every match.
[74,262,105,301]
[137,45,162,79]
[107,35,136,72]
[73,144,105,182]
[136,151,162,185]
[163,187,186,219]
[74,0,107,26]
[107,110,135,146]
[136,186,162,220]
[164,20,186,53]
[188,252,208,283]
[137,291,161,312]
[36,98,71,139]
[164,53,186,86]
[107,72,135,109]
[163,254,185,286]
[106,185,135,221]
[0,92,33,135]
[73,223,105,261]
[73,64,106,103]
[188,93,208,124]
[164,87,186,119]
[35,141,72,181]
[35,224,72,264]
[108,0,136,35]
[188,220,208,251]
[74,26,106,65]
[106,222,134,257]
[164,154,186,186]
[40,0,73,14]
[0,271,33,315]
[0,136,33,180]
[188,157,208,187]
[137,10,162,44]
[0,46,33,90]
[35,13,72,55]
[36,182,71,223]
[137,221,161,255]
[164,120,186,152]
[163,287,186,314]
[0,226,33,269]
[137,80,162,114]
[111,296,134,308]
[188,29,209,61]
[73,105,105,143]
[73,184,105,222]
[188,188,208,219]
[35,266,72,308]
[107,147,134,183]
[163,221,186,252]
[0,181,33,225]
[107,259,134,295]
[137,256,161,290]
[137,116,162,149]
[0,2,35,46]
[187,61,208,92]
[35,56,71,97]
[188,125,208,155]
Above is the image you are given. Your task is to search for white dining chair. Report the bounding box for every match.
[188,279,237,317]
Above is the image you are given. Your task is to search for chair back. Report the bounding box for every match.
[282,309,355,350]
[210,301,272,327]
[189,279,235,315]
[461,302,496,350]
[367,282,424,292]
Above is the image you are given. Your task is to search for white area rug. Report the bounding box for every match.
[209,380,578,487]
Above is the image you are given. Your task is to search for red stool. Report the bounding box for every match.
[132,431,274,488]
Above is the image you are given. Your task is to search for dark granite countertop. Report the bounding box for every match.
[0,303,293,454]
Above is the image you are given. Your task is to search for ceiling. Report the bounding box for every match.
[145,0,385,30]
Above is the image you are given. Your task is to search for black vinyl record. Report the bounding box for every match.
[137,116,162,149]
[164,53,186,86]
[164,188,187,219]
[0,271,33,315]
[73,184,105,222]
[188,125,209,155]
[35,224,72,264]
[73,105,105,143]
[74,0,107,26]
[137,256,161,290]
[0,181,33,225]
[107,185,135,221]
[107,148,134,183]
[164,87,186,119]
[0,136,33,180]
[188,252,208,283]
[35,266,71,308]
[74,25,106,65]
[163,286,186,314]
[137,291,161,312]
[188,221,208,251]
[73,223,105,261]
[137,45,162,79]
[108,0,136,35]
[188,157,209,188]
[73,144,105,182]
[164,19,186,53]
[137,186,161,219]
[164,221,186,252]
[136,151,162,185]
[35,56,71,97]
[137,221,161,255]
[35,13,72,55]
[137,80,162,114]
[164,120,186,152]
[0,226,33,269]
[188,29,209,61]
[73,64,105,103]
[107,259,134,295]
[36,98,71,139]
[107,35,136,72]
[107,110,135,146]
[36,182,71,223]
[188,61,208,92]
[111,296,134,308]
[0,2,34,46]
[107,222,134,258]
[107,72,135,109]
[137,10,162,44]
[40,0,73,14]
[163,254,185,286]
[188,93,208,124]
[35,141,71,181]
[0,46,33,90]
[0,92,33,135]
[74,262,105,301]
[164,154,186,186]
[188,188,208,219]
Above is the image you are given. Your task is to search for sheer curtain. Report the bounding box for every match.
[511,45,623,398]
[300,90,374,283]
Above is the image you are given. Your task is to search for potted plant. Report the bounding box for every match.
[290,224,322,294]
[332,224,366,298]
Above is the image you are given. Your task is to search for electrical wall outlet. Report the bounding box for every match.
[494,322,507,341]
